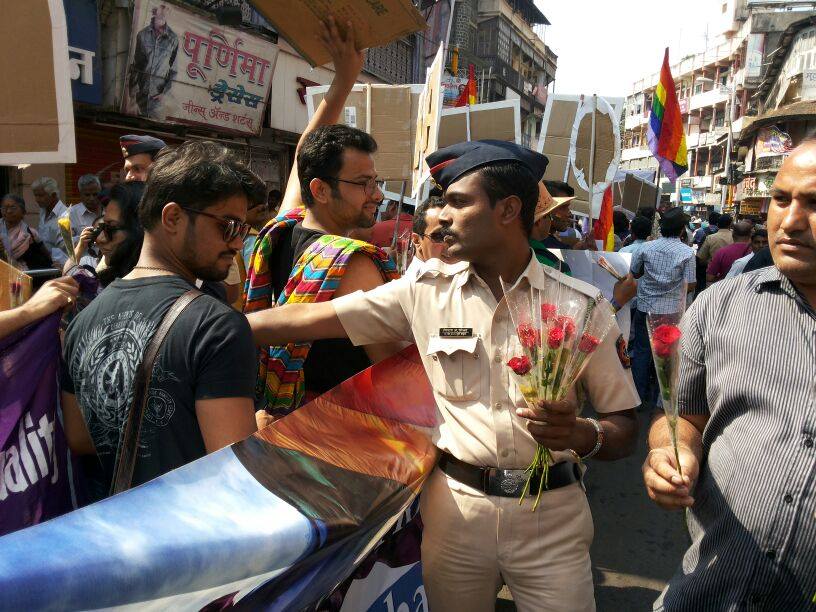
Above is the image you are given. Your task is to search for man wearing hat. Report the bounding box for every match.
[530,181,575,274]
[628,207,696,409]
[247,139,640,611]
[120,134,167,182]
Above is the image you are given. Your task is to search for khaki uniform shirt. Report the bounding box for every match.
[697,228,733,263]
[333,254,640,470]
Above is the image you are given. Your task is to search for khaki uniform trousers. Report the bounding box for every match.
[420,467,595,612]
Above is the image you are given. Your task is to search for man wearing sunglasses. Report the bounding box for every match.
[61,140,266,500]
[244,17,402,418]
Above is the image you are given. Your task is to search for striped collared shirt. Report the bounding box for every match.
[631,237,696,315]
[656,266,816,611]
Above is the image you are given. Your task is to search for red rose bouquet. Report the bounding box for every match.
[646,286,687,476]
[502,279,616,510]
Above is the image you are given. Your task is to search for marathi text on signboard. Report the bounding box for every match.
[121,0,277,135]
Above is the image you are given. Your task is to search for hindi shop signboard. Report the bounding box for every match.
[121,0,277,136]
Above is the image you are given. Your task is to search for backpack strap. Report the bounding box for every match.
[109,288,203,495]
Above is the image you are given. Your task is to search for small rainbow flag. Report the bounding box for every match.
[593,185,615,251]
[455,64,477,107]
[648,48,688,182]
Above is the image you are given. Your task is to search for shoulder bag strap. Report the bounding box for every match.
[109,288,203,495]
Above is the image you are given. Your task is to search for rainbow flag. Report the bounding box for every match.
[592,185,615,251]
[647,48,688,182]
[455,64,477,107]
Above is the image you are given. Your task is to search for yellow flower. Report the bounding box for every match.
[58,217,71,232]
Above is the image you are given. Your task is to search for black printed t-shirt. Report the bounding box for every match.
[268,223,371,396]
[61,275,256,491]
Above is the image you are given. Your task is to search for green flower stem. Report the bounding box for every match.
[668,420,683,479]
[519,445,551,512]
[655,355,672,402]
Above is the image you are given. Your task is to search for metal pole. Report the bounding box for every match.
[655,167,662,208]
[721,71,738,210]
[391,179,408,249]
[587,95,597,221]
[465,104,471,141]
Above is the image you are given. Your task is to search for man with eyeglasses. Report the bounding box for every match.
[404,193,457,278]
[60,140,265,500]
[244,18,402,419]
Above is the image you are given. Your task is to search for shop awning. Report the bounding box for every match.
[739,101,816,142]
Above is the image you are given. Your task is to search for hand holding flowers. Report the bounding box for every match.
[515,398,578,451]
[643,445,700,510]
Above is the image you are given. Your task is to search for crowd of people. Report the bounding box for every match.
[1,16,814,612]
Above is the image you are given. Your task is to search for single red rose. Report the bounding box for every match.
[652,324,682,347]
[517,323,541,348]
[547,326,565,349]
[652,339,673,359]
[507,355,532,375]
[540,303,557,323]
[578,333,601,354]
[553,315,576,340]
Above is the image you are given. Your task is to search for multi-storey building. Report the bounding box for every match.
[736,12,816,217]
[447,0,557,148]
[620,0,816,214]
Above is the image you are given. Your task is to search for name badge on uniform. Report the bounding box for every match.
[439,327,473,338]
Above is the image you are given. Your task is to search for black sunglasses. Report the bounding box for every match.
[180,206,250,242]
[91,222,123,242]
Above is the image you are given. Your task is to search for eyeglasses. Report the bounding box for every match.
[320,176,385,198]
[180,207,250,242]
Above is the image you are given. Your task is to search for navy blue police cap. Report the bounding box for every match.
[119,134,167,159]
[426,140,549,191]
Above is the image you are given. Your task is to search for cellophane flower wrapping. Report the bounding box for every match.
[502,277,616,510]
[646,311,684,476]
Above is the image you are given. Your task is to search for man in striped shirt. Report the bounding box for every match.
[643,141,816,610]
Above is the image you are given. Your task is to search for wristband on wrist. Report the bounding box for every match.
[610,297,622,312]
[580,417,605,460]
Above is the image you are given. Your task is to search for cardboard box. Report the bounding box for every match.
[615,173,658,213]
[307,84,423,181]
[538,95,623,218]
[250,0,426,67]
[437,100,520,148]
[0,0,75,164]
[412,45,445,198]
[0,260,33,311]
[306,82,520,189]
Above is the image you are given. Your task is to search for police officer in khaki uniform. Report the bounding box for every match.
[248,140,640,612]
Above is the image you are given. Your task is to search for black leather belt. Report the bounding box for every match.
[438,452,581,498]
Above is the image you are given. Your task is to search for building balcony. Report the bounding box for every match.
[477,0,549,57]
[621,146,652,162]
[692,175,713,189]
[476,53,543,101]
[624,113,650,130]
[689,86,731,111]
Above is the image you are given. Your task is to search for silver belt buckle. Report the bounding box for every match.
[486,469,527,497]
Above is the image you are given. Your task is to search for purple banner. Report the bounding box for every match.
[0,313,75,536]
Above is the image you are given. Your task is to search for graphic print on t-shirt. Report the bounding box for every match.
[69,310,179,459]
